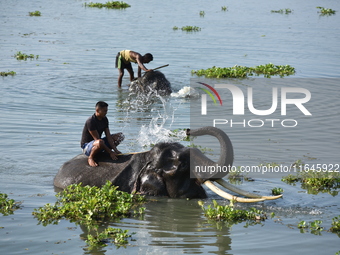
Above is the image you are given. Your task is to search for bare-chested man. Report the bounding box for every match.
[115,50,153,87]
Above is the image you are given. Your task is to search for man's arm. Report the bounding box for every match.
[130,51,149,77]
[104,128,122,154]
[89,130,100,140]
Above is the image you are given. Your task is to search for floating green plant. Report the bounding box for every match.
[169,128,191,141]
[271,187,284,195]
[86,227,133,248]
[0,193,22,216]
[298,220,324,235]
[32,181,145,226]
[199,11,205,17]
[188,144,213,154]
[316,6,336,16]
[28,11,41,16]
[281,162,340,195]
[330,216,340,234]
[14,51,39,60]
[192,63,296,78]
[221,6,228,11]
[199,200,267,227]
[297,217,340,236]
[173,26,201,32]
[0,71,16,76]
[33,181,145,248]
[225,166,250,184]
[271,8,293,14]
[84,1,131,9]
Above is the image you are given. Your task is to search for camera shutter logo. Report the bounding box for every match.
[196,82,223,115]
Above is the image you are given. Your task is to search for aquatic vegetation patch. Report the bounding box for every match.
[330,216,340,235]
[226,167,250,184]
[199,200,267,227]
[282,163,340,195]
[173,26,201,32]
[199,11,205,17]
[33,181,145,248]
[271,187,284,196]
[298,220,324,235]
[188,144,214,154]
[297,218,340,237]
[86,227,133,248]
[221,6,228,11]
[84,1,131,9]
[0,71,16,76]
[169,128,191,141]
[14,51,39,60]
[0,193,22,216]
[316,6,336,16]
[271,9,293,14]
[192,63,296,78]
[28,11,41,16]
[32,181,145,225]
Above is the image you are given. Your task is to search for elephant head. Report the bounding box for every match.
[54,126,282,202]
[129,70,172,96]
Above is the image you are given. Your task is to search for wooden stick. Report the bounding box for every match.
[143,64,169,74]
[151,64,169,71]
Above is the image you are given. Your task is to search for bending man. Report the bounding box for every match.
[81,101,124,167]
[115,50,153,87]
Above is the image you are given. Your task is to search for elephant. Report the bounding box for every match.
[129,70,172,96]
[54,126,282,202]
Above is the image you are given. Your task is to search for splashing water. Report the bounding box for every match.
[136,94,188,149]
[171,86,199,98]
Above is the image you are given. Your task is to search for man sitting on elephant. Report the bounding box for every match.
[81,101,124,167]
[115,50,153,87]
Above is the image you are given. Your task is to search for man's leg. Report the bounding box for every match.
[118,68,124,88]
[88,139,106,167]
[126,65,135,82]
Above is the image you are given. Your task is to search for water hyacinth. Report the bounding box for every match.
[271,8,293,14]
[0,193,22,216]
[32,181,145,226]
[199,200,267,225]
[84,1,131,9]
[316,6,336,16]
[28,11,41,16]
[173,26,201,32]
[32,181,146,248]
[0,71,16,76]
[281,164,340,196]
[192,63,296,78]
[86,227,132,248]
[14,51,39,60]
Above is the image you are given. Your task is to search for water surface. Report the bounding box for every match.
[0,0,339,254]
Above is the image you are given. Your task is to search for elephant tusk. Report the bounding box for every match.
[215,178,283,200]
[204,180,266,203]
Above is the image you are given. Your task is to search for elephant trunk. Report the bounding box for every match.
[187,126,234,181]
[188,127,283,203]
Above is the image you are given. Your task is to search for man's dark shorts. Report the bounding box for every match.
[115,52,132,70]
